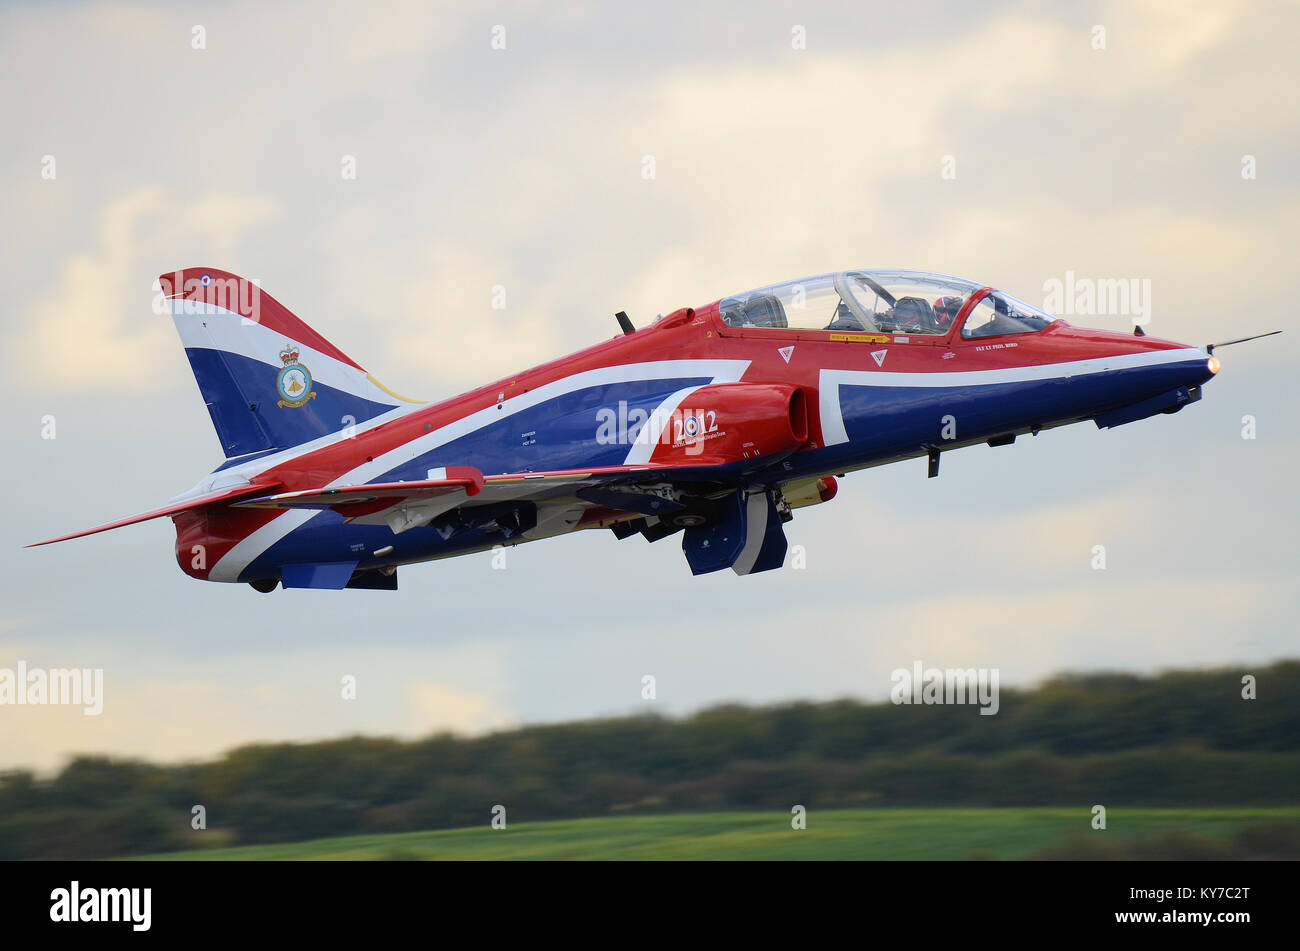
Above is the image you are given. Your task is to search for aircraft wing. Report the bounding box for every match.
[234,449,817,578]
[233,466,489,533]
[230,462,741,535]
[26,481,284,547]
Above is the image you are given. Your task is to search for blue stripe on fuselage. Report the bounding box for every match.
[811,356,1213,473]
[237,376,712,580]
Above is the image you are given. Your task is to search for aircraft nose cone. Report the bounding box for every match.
[1184,347,1219,388]
[1174,342,1221,389]
[1128,335,1218,389]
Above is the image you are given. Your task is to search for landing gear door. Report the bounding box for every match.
[681,488,788,576]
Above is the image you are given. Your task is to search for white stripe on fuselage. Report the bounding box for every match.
[168,300,402,408]
[208,359,751,581]
[818,347,1206,447]
[623,385,706,465]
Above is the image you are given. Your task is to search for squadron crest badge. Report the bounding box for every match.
[276,344,316,408]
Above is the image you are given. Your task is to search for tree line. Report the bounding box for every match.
[1,660,1295,858]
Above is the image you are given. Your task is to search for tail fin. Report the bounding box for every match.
[161,267,421,458]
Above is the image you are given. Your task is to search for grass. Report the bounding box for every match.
[127,807,1300,861]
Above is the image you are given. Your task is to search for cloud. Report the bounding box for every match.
[358,240,564,396]
[1108,0,1242,73]
[309,14,1073,393]
[12,187,281,394]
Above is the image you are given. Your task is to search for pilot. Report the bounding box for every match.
[932,296,964,332]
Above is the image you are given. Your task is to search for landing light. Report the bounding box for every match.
[1207,357,1221,375]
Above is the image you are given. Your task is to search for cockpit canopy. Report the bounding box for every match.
[719,270,1058,338]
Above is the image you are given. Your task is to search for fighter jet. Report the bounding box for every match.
[28,267,1275,590]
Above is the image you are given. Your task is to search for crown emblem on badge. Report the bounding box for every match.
[275,341,316,409]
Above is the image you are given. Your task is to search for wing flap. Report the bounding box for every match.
[231,466,485,513]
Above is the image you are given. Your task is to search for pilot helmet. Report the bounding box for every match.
[933,296,964,330]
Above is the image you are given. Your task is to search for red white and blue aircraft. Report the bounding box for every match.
[29,267,1272,590]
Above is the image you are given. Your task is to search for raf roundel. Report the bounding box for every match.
[275,344,317,409]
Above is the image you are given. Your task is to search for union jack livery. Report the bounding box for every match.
[29,266,1272,591]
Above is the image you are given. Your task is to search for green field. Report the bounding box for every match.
[128,808,1300,860]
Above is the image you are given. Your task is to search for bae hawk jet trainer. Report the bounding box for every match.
[28,267,1276,590]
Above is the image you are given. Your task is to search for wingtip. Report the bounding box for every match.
[25,534,78,548]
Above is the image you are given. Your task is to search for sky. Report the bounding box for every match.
[1,0,1298,772]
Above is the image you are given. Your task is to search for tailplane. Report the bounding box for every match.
[161,267,420,458]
